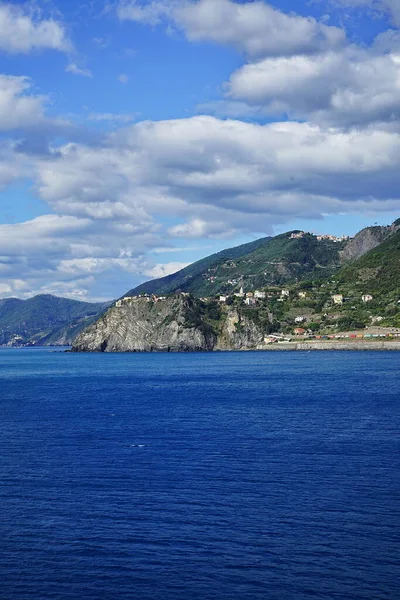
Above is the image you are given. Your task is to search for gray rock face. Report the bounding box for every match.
[341,226,392,262]
[72,295,267,352]
[215,309,264,351]
[72,295,216,352]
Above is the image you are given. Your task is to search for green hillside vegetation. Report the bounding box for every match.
[127,235,272,297]
[337,229,400,297]
[0,294,111,346]
[128,232,345,299]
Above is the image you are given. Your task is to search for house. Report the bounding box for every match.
[298,291,307,299]
[332,294,344,305]
[281,289,290,298]
[295,316,306,323]
[362,294,373,303]
[246,292,254,298]
[290,231,305,239]
[244,297,257,306]
[254,290,266,299]
[294,327,306,336]
[219,296,227,303]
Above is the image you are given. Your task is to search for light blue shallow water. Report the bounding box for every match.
[0,348,399,600]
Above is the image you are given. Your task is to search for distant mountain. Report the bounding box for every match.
[0,294,111,347]
[127,231,347,298]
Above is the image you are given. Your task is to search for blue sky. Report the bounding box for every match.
[1,0,400,301]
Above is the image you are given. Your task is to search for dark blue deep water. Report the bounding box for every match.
[0,349,399,600]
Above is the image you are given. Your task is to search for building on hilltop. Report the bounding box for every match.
[290,232,305,239]
[317,234,350,243]
[115,296,137,307]
[362,295,373,303]
[254,290,266,299]
[298,291,307,299]
[281,289,290,298]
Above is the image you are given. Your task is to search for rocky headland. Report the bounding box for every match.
[72,294,266,352]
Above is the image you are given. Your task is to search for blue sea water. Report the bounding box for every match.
[0,348,399,600]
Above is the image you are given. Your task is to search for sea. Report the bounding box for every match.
[0,348,399,600]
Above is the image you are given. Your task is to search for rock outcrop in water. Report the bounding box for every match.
[72,294,266,352]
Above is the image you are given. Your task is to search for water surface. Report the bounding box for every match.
[1,349,399,599]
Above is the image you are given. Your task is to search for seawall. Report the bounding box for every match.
[256,341,400,351]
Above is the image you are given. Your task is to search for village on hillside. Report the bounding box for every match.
[114,280,400,345]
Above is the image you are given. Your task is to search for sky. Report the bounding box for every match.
[1,0,400,301]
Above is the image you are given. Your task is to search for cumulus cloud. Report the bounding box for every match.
[0,3,71,54]
[117,0,400,129]
[33,116,400,225]
[174,0,345,58]
[0,74,79,146]
[118,0,345,58]
[225,46,400,127]
[3,112,400,298]
[0,75,47,130]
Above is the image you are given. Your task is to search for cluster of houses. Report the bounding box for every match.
[115,294,168,307]
[219,287,267,306]
[290,231,350,243]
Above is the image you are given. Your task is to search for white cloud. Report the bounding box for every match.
[169,218,237,238]
[144,262,190,278]
[118,73,129,84]
[33,116,400,229]
[174,0,345,58]
[0,3,71,54]
[0,75,46,130]
[118,0,345,58]
[225,46,400,127]
[2,112,400,299]
[66,63,93,78]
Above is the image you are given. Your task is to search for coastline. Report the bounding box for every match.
[255,341,400,351]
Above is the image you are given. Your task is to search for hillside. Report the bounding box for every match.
[0,295,111,347]
[128,231,346,298]
[337,228,400,297]
[127,235,272,297]
[72,219,400,350]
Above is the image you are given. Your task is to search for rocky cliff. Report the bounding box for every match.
[72,294,267,352]
[340,225,395,262]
